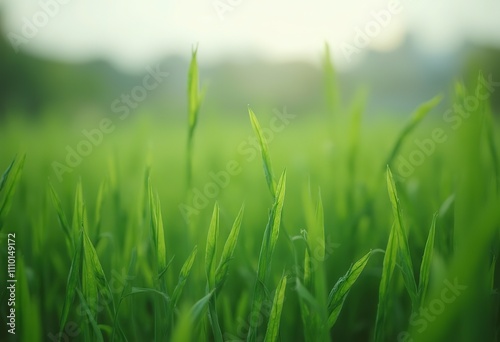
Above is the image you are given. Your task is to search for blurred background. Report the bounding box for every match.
[1,0,500,122]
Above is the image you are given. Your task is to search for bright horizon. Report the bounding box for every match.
[2,0,500,71]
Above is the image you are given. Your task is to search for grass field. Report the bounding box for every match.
[0,49,499,342]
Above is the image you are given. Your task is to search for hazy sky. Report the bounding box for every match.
[2,0,500,71]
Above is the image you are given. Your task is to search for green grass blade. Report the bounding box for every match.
[187,46,204,188]
[384,95,442,168]
[171,245,198,308]
[215,204,244,291]
[418,212,437,307]
[386,166,418,308]
[269,171,286,255]
[82,205,114,326]
[155,194,167,279]
[205,202,219,288]
[295,277,323,315]
[94,179,107,241]
[0,154,25,230]
[248,107,277,197]
[264,275,287,342]
[148,179,167,279]
[188,46,202,136]
[72,179,85,239]
[125,287,170,303]
[326,250,372,328]
[48,181,73,249]
[374,224,398,342]
[189,290,215,323]
[59,231,83,335]
[76,288,104,342]
[248,170,286,342]
[0,157,15,193]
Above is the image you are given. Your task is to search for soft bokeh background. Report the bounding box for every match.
[1,0,500,121]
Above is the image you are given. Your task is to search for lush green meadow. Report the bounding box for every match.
[1,51,499,342]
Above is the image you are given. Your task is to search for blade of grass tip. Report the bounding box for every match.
[386,166,418,309]
[189,290,215,323]
[418,212,437,307]
[215,204,244,291]
[171,245,198,309]
[264,275,287,342]
[323,42,339,116]
[154,193,167,281]
[188,45,201,137]
[374,224,398,342]
[248,170,286,342]
[59,231,83,337]
[384,95,442,169]
[326,250,372,328]
[187,46,204,188]
[148,179,167,282]
[49,181,73,250]
[0,153,26,230]
[0,157,15,193]
[248,106,277,197]
[206,202,219,289]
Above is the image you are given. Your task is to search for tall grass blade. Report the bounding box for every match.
[386,166,418,308]
[76,288,104,342]
[264,274,287,342]
[82,206,114,330]
[171,245,198,309]
[215,204,244,291]
[374,224,398,342]
[248,107,277,197]
[187,46,204,188]
[418,212,437,307]
[247,170,286,342]
[59,231,83,336]
[205,202,219,288]
[326,250,372,328]
[0,154,25,230]
[49,181,72,249]
[385,95,442,168]
[148,179,167,280]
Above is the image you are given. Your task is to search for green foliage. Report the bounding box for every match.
[0,154,25,230]
[0,58,497,342]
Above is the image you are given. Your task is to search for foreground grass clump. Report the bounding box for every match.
[0,51,499,342]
